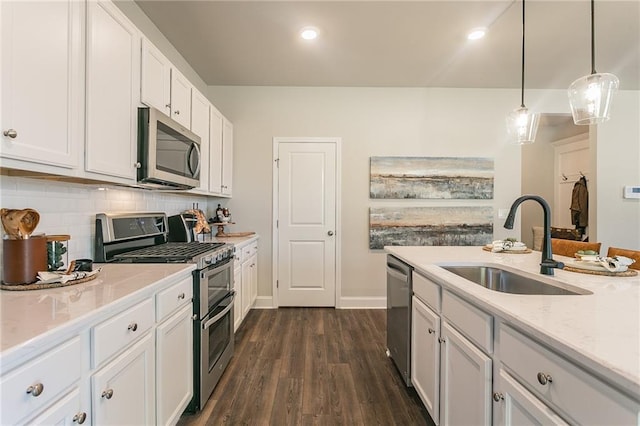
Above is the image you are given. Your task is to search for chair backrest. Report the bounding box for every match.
[607,247,640,270]
[551,239,601,258]
[531,226,544,251]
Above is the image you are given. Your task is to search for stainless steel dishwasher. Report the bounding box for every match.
[386,254,413,387]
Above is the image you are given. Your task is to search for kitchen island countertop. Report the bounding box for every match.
[386,246,640,399]
[0,263,195,370]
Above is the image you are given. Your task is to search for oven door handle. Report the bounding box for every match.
[202,292,235,330]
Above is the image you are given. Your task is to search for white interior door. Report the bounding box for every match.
[275,138,339,307]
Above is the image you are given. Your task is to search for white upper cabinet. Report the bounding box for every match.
[170,68,192,128]
[209,106,224,195]
[1,0,84,170]
[85,0,140,181]
[140,38,171,116]
[221,117,233,196]
[190,89,210,194]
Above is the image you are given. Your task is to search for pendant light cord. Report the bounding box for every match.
[520,0,526,108]
[591,0,597,74]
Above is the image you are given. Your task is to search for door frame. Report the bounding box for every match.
[272,137,342,308]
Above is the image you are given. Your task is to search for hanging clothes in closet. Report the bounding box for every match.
[570,175,588,236]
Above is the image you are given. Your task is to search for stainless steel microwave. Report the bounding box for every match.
[136,107,201,190]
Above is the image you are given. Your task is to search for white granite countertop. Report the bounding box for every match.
[385,246,640,399]
[0,263,195,369]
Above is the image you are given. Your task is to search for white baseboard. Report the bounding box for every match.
[252,296,275,309]
[338,296,386,309]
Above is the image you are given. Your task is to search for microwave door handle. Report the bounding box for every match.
[186,142,201,178]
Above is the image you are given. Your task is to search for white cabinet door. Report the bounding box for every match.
[241,257,252,317]
[209,107,224,195]
[494,369,568,426]
[140,38,171,116]
[190,89,210,194]
[85,0,139,181]
[412,296,441,425]
[233,264,243,331]
[1,0,83,169]
[221,117,233,196]
[92,333,155,426]
[250,253,258,307]
[156,304,193,426]
[27,389,87,426]
[170,69,191,128]
[440,321,492,426]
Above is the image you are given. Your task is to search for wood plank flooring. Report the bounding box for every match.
[178,308,430,426]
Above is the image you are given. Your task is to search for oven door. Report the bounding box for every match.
[198,258,233,315]
[199,291,235,405]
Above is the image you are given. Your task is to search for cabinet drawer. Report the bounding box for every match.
[241,243,257,259]
[412,272,440,312]
[500,324,639,425]
[156,277,192,322]
[442,290,492,354]
[0,337,81,425]
[92,298,154,368]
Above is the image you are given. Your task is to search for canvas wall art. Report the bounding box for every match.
[369,206,493,249]
[370,156,494,199]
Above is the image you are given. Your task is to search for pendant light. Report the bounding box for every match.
[506,0,539,145]
[568,0,619,125]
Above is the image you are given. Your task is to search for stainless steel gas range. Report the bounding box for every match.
[95,212,235,412]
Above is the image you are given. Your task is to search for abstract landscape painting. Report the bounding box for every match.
[370,157,494,199]
[369,206,493,249]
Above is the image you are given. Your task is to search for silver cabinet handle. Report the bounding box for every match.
[165,103,171,108]
[178,292,185,300]
[73,412,87,424]
[537,372,553,385]
[327,231,334,236]
[191,314,198,320]
[26,383,44,396]
[174,110,180,115]
[102,389,114,399]
[3,129,17,138]
[428,328,435,334]
[127,322,138,332]
[438,337,446,343]
[493,392,504,402]
[134,162,141,169]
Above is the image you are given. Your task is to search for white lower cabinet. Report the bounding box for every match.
[156,303,193,426]
[92,332,155,425]
[28,389,86,426]
[241,255,253,318]
[233,260,243,332]
[234,238,259,329]
[411,295,441,424]
[440,321,492,426]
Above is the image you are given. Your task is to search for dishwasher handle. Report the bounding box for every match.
[386,266,409,282]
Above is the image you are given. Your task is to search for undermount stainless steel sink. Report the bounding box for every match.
[441,265,591,295]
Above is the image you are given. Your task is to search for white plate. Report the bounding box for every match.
[566,260,628,273]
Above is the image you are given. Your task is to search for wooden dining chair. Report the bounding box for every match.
[551,239,602,258]
[607,247,640,270]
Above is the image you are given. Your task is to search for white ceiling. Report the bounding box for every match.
[134,0,640,90]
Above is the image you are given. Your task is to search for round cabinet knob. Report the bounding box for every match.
[537,372,553,385]
[174,110,180,115]
[493,392,505,402]
[165,103,171,108]
[437,337,446,343]
[102,389,114,399]
[327,231,334,236]
[3,129,17,138]
[428,328,435,334]
[134,162,142,169]
[178,292,186,300]
[127,322,138,332]
[26,383,44,397]
[73,412,87,424]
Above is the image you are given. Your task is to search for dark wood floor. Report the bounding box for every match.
[178,308,430,426]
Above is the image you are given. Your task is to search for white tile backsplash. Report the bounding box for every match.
[1,176,213,276]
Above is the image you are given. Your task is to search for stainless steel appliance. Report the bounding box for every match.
[94,212,235,412]
[168,213,198,242]
[386,254,413,387]
[137,107,201,190]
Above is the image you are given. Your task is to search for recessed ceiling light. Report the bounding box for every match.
[300,26,319,41]
[467,27,487,40]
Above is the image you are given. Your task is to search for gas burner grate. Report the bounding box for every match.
[115,242,225,260]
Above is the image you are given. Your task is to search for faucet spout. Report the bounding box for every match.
[504,195,564,275]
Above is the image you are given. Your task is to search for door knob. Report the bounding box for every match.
[327,231,334,236]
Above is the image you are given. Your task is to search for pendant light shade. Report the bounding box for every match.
[507,0,538,145]
[568,0,619,125]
